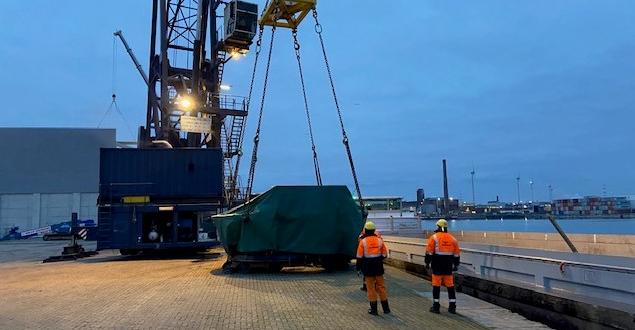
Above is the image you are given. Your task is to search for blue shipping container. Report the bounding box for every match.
[99,148,223,203]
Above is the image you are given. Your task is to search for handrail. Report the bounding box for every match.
[461,248,635,274]
[382,237,635,274]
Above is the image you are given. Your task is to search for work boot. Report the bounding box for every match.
[381,300,391,314]
[448,302,456,314]
[429,302,440,314]
[368,301,378,315]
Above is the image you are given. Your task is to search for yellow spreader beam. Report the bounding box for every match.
[259,0,316,29]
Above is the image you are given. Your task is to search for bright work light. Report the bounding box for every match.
[175,95,195,111]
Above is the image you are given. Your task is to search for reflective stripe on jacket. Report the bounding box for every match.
[356,234,387,276]
[357,235,387,258]
[425,231,460,275]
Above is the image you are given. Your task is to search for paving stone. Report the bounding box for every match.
[0,241,542,329]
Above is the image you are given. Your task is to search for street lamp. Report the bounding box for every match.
[470,167,476,205]
[516,176,521,204]
[529,179,534,203]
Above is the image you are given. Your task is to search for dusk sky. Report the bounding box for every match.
[1,1,634,202]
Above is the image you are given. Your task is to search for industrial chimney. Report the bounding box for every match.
[442,159,449,214]
[416,188,425,214]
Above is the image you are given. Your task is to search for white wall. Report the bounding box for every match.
[0,194,33,232]
[0,128,114,235]
[0,192,98,234]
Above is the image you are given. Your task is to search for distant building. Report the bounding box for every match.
[356,196,416,219]
[401,200,418,212]
[416,188,425,213]
[0,128,116,234]
[360,196,402,211]
[420,197,459,216]
[553,196,632,216]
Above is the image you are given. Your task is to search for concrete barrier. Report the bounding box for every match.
[447,231,635,258]
[370,217,635,257]
[382,235,635,330]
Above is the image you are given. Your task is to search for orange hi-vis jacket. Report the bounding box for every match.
[425,231,460,275]
[356,234,388,276]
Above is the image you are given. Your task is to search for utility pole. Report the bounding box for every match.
[470,166,476,205]
[529,179,534,203]
[442,159,450,215]
[516,175,521,204]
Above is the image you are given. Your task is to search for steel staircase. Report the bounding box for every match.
[217,50,247,206]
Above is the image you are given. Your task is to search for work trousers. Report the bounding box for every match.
[365,275,387,302]
[431,274,456,304]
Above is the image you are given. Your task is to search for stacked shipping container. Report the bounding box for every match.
[553,196,632,216]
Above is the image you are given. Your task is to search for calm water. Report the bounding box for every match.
[419,218,635,235]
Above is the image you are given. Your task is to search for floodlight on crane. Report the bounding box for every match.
[223,1,259,55]
[175,95,195,111]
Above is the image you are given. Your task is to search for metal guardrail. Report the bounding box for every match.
[382,236,635,309]
[382,237,635,274]
[460,247,635,274]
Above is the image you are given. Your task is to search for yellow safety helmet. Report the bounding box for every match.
[364,221,376,230]
[436,219,448,228]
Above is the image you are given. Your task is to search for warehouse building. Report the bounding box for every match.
[0,128,116,235]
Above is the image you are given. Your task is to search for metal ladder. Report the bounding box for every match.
[217,50,247,206]
[96,206,113,250]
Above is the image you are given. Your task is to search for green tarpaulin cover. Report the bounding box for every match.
[213,185,364,257]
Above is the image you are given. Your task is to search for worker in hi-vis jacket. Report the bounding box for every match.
[425,219,460,314]
[357,221,391,315]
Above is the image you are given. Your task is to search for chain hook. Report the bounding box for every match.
[291,24,322,186]
[312,7,364,211]
[292,29,301,52]
[312,9,323,33]
[246,26,278,199]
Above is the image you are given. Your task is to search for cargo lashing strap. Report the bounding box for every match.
[245,7,365,214]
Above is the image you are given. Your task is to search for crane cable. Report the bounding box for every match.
[312,9,364,211]
[98,36,119,128]
[98,34,133,137]
[292,28,323,186]
[231,23,265,203]
[246,25,277,200]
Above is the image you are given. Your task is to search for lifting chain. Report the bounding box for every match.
[246,25,277,200]
[292,28,323,186]
[233,24,265,203]
[312,9,365,212]
[234,5,268,204]
[246,25,266,109]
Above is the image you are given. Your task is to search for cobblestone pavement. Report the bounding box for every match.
[0,241,543,329]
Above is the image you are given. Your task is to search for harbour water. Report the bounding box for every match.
[420,218,635,235]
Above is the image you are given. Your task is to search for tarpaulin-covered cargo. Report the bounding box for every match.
[214,185,364,258]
